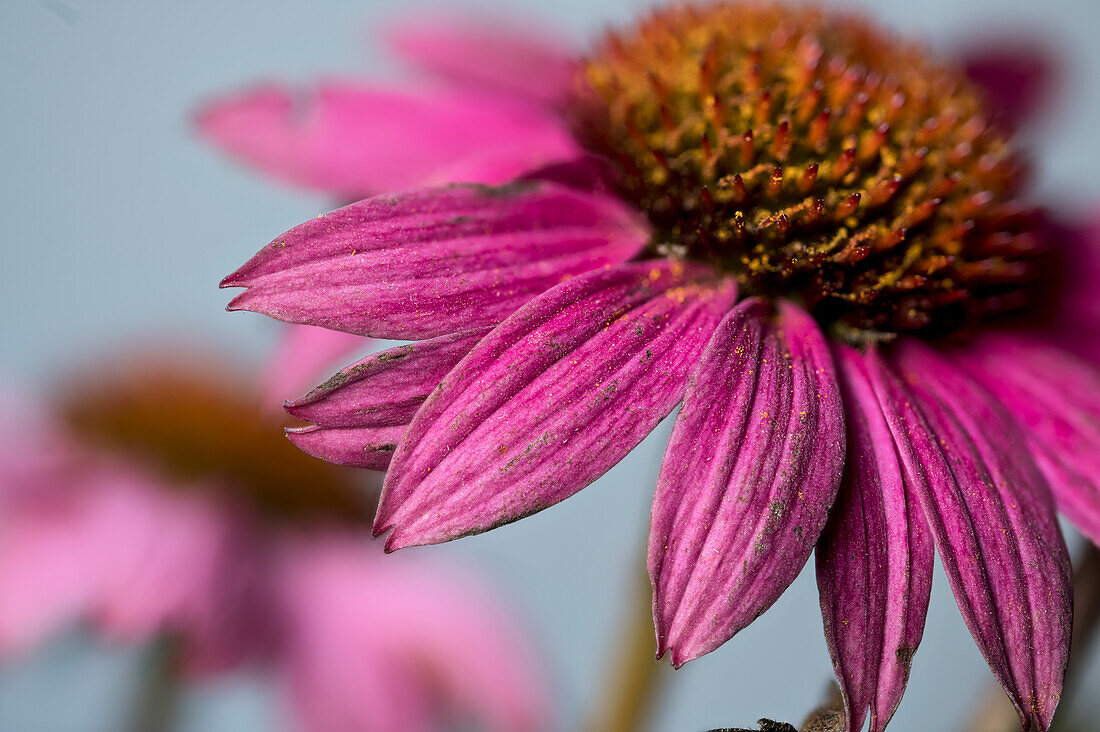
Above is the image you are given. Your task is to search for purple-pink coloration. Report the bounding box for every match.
[206,6,1097,728]
[877,342,1071,730]
[287,423,407,471]
[962,40,1057,132]
[286,329,491,429]
[274,539,545,732]
[378,261,737,549]
[196,82,579,197]
[283,328,490,469]
[953,333,1100,546]
[0,379,548,732]
[222,183,649,340]
[384,14,578,106]
[649,299,845,666]
[259,324,371,408]
[818,346,934,732]
[0,458,238,668]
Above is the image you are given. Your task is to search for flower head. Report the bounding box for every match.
[571,3,1043,338]
[0,354,548,732]
[214,3,1098,730]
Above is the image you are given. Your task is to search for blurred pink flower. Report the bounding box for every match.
[0,360,547,732]
[207,4,1096,730]
[196,15,579,199]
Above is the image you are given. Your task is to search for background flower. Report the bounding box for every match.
[0,354,548,732]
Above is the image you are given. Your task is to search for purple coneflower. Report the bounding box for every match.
[213,3,1097,729]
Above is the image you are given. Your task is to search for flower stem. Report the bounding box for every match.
[962,540,1100,732]
[127,635,181,732]
[585,571,670,732]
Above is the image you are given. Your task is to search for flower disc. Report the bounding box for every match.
[571,2,1048,339]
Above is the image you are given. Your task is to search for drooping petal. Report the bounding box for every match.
[385,15,577,106]
[259,325,371,409]
[868,341,1071,730]
[816,345,934,732]
[276,536,548,732]
[952,333,1100,545]
[648,299,846,666]
[222,182,649,340]
[377,260,737,550]
[195,82,580,196]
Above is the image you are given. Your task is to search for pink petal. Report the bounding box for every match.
[377,260,736,550]
[222,182,650,340]
[961,41,1056,131]
[259,325,371,409]
[280,568,436,732]
[286,424,406,471]
[0,462,241,670]
[951,333,1100,545]
[1054,215,1100,325]
[195,81,580,196]
[88,479,250,672]
[0,477,107,655]
[519,155,620,194]
[0,412,121,655]
[817,346,934,732]
[285,640,432,732]
[286,328,489,429]
[0,391,80,499]
[1045,214,1100,361]
[870,341,1071,730]
[0,413,138,656]
[385,15,577,106]
[648,299,846,666]
[276,536,548,732]
[417,147,573,190]
[0,407,262,672]
[284,329,490,469]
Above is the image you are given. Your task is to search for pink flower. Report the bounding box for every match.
[0,359,547,732]
[214,3,1096,730]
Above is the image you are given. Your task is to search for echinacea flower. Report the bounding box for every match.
[0,355,547,732]
[214,3,1098,729]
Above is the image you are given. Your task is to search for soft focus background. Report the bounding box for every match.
[3,0,1100,730]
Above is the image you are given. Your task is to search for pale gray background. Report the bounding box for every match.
[2,0,1100,730]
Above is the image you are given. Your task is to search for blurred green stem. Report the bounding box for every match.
[127,635,181,732]
[585,571,669,732]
